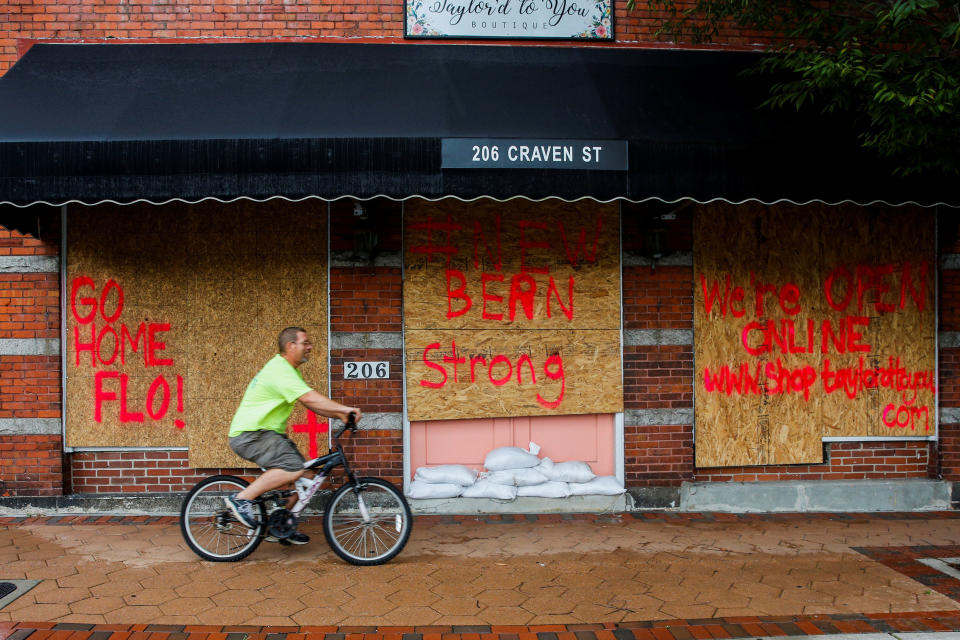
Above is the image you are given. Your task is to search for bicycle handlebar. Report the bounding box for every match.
[332,411,358,443]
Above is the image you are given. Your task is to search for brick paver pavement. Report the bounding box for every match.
[1,512,959,636]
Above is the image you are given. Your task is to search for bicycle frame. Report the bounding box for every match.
[180,413,411,564]
[266,420,359,518]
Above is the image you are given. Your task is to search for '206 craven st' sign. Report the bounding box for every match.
[442,139,628,170]
[406,0,613,40]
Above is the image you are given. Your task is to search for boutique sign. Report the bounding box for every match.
[405,0,613,40]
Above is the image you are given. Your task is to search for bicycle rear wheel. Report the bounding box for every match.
[180,475,266,562]
[323,477,412,565]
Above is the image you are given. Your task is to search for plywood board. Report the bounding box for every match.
[66,203,191,449]
[404,199,622,420]
[693,203,936,467]
[404,199,621,330]
[66,201,329,468]
[406,328,622,420]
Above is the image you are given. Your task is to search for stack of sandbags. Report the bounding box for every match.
[473,444,626,499]
[406,464,478,499]
[460,446,540,500]
[406,444,626,500]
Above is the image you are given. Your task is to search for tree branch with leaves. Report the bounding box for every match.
[628,0,960,176]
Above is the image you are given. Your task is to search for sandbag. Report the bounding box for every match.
[461,479,518,500]
[484,446,540,471]
[568,476,625,496]
[487,467,548,486]
[414,464,478,486]
[517,481,571,498]
[539,459,596,483]
[536,457,555,478]
[406,480,463,499]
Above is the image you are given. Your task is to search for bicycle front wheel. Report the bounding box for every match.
[323,477,412,565]
[180,475,266,562]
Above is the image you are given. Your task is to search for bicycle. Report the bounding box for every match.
[179,414,413,565]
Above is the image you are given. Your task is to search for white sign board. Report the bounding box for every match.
[405,0,613,40]
[343,361,390,379]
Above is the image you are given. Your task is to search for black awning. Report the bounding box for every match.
[0,41,954,207]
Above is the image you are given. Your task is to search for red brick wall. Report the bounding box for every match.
[330,349,403,414]
[70,451,242,493]
[328,199,403,481]
[70,433,403,492]
[0,226,58,258]
[0,435,63,496]
[339,429,403,485]
[621,207,695,488]
[695,442,931,482]
[328,263,403,417]
[0,222,63,497]
[1,1,775,76]
[329,267,402,333]
[0,271,59,339]
[941,424,960,480]
[623,345,693,410]
[0,355,59,420]
[942,348,960,411]
[623,266,694,329]
[940,217,960,482]
[625,425,693,486]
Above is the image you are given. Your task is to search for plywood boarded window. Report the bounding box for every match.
[403,199,623,420]
[694,204,935,467]
[65,201,329,468]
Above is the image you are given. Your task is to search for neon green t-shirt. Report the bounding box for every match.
[229,354,313,437]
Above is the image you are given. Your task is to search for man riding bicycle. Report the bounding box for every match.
[225,326,362,544]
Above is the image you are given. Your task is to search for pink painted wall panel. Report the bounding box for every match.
[410,414,615,478]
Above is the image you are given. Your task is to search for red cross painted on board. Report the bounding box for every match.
[292,411,329,459]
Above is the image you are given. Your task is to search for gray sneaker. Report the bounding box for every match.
[265,531,310,545]
[224,495,260,528]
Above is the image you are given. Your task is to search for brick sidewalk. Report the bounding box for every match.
[2,512,960,634]
[4,611,960,640]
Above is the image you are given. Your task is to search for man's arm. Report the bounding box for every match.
[297,390,362,424]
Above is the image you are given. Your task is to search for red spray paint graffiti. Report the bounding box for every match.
[71,277,185,430]
[408,212,605,410]
[699,261,935,431]
[292,411,329,458]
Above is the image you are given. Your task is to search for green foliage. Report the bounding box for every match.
[626,0,960,176]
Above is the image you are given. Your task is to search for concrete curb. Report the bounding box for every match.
[1,481,952,515]
[680,479,953,512]
[0,493,327,517]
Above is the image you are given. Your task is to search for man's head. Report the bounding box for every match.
[278,326,312,366]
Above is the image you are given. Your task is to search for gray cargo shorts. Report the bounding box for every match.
[229,429,305,472]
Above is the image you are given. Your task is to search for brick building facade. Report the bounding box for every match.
[0,0,956,510]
